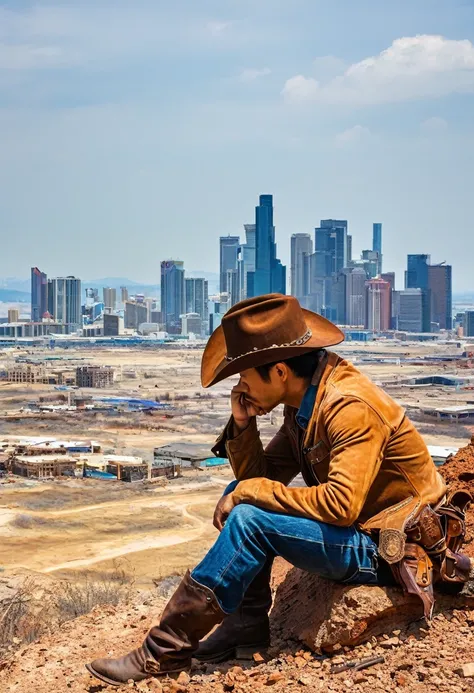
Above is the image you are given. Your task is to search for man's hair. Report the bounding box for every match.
[255,349,324,383]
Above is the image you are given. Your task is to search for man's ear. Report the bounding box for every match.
[275,362,289,382]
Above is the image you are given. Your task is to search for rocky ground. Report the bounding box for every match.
[2,439,474,692]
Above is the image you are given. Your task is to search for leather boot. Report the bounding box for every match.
[86,571,224,686]
[195,559,273,663]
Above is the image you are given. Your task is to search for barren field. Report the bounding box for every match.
[0,341,473,592]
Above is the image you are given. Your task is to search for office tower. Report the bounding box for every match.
[366,278,391,331]
[345,267,367,326]
[103,313,121,336]
[8,308,19,323]
[405,254,431,331]
[380,272,395,292]
[253,194,286,296]
[311,220,348,319]
[291,233,313,298]
[428,263,452,330]
[361,249,381,278]
[220,236,240,294]
[31,267,48,321]
[331,268,352,324]
[124,301,148,330]
[160,260,185,334]
[121,286,129,302]
[103,287,117,311]
[85,288,99,305]
[464,311,474,337]
[372,223,382,272]
[238,224,256,300]
[347,235,352,265]
[393,288,424,332]
[185,277,209,336]
[181,313,203,337]
[49,277,82,328]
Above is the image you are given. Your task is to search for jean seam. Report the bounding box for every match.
[212,528,376,592]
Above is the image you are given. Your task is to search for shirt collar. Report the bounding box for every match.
[296,383,318,430]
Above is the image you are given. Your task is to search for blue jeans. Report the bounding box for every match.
[191,481,380,614]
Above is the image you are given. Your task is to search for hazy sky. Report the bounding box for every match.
[1,0,474,291]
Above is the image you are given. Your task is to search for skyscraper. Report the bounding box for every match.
[253,195,286,296]
[161,260,185,334]
[31,267,48,321]
[428,263,452,330]
[239,224,256,300]
[405,255,431,331]
[185,277,209,336]
[373,223,382,261]
[393,288,424,332]
[463,311,474,337]
[103,287,117,311]
[311,220,348,320]
[365,278,391,331]
[219,236,240,294]
[345,267,367,327]
[291,233,313,298]
[49,277,82,328]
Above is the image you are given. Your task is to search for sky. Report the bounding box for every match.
[1,0,474,292]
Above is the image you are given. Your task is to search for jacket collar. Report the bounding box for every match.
[302,350,341,447]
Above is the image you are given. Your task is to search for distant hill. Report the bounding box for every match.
[0,289,30,302]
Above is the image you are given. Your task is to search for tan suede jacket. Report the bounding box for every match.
[212,351,446,531]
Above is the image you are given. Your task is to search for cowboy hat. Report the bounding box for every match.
[201,293,344,388]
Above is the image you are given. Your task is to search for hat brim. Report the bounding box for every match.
[201,309,344,388]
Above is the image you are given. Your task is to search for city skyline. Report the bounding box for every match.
[0,1,473,291]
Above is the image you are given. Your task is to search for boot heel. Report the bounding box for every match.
[235,646,268,661]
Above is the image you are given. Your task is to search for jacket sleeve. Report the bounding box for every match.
[231,398,389,526]
[211,409,299,485]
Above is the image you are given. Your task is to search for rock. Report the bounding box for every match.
[270,558,474,653]
[455,663,474,678]
[176,671,190,686]
[380,637,400,648]
[265,671,285,685]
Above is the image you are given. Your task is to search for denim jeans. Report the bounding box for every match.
[191,480,380,614]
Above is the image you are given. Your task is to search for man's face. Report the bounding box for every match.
[238,365,287,416]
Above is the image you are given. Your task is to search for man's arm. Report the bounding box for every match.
[231,398,389,526]
[212,409,299,485]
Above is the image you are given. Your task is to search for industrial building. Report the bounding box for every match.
[12,455,77,478]
[76,365,114,388]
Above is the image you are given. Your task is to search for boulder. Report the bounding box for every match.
[270,558,474,653]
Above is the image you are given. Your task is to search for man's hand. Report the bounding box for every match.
[231,380,262,435]
[213,493,238,532]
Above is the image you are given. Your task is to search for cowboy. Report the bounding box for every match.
[86,294,452,686]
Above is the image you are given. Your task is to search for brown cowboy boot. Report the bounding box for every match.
[86,571,224,686]
[195,560,272,663]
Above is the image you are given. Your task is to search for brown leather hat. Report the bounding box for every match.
[201,293,344,388]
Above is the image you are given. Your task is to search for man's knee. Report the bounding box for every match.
[226,503,267,531]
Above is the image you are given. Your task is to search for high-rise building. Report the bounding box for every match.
[238,224,256,300]
[103,287,117,311]
[311,220,348,320]
[49,277,82,328]
[380,272,395,292]
[220,236,240,294]
[291,233,313,298]
[181,313,203,337]
[124,301,148,330]
[361,249,381,278]
[464,311,474,337]
[8,308,19,323]
[160,260,185,334]
[347,235,352,265]
[345,267,367,326]
[121,286,129,303]
[31,267,48,321]
[405,255,431,331]
[373,223,382,271]
[365,278,391,331]
[103,313,122,336]
[428,263,452,330]
[253,195,286,296]
[393,288,425,332]
[185,277,209,336]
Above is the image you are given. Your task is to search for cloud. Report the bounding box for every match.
[238,67,271,82]
[420,116,448,134]
[282,35,474,106]
[335,125,371,147]
[207,20,232,36]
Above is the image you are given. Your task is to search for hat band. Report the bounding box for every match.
[224,328,312,362]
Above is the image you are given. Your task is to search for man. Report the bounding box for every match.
[87,293,458,686]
